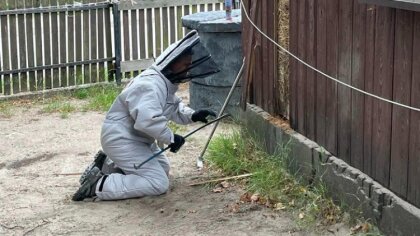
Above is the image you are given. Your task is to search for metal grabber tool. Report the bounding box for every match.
[133,114,231,170]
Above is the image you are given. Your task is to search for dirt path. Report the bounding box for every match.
[0,89,351,236]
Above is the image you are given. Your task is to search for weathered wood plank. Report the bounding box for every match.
[25,0,36,91]
[97,7,105,81]
[325,0,339,154]
[17,0,27,92]
[1,10,11,94]
[41,0,52,89]
[408,11,420,206]
[139,9,146,59]
[51,8,60,88]
[261,0,268,112]
[289,0,298,129]
[350,1,366,170]
[371,6,394,187]
[75,7,83,84]
[296,0,306,135]
[9,1,19,94]
[315,0,327,147]
[390,9,413,198]
[363,4,376,176]
[337,0,353,163]
[67,9,75,86]
[90,8,98,82]
[35,9,44,89]
[59,0,68,87]
[306,0,316,141]
[83,8,90,83]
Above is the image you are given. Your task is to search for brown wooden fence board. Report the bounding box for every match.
[408,12,420,207]
[147,8,153,58]
[139,9,146,59]
[42,0,52,89]
[289,0,298,129]
[261,1,268,113]
[90,8,98,82]
[363,4,376,176]
[350,1,366,170]
[59,7,68,87]
[75,9,82,84]
[67,10,75,85]
[1,14,11,94]
[123,9,130,78]
[306,0,316,141]
[315,0,327,147]
[10,2,20,94]
[389,9,413,197]
[25,0,36,91]
[105,6,113,81]
[296,0,306,135]
[268,0,276,115]
[35,11,43,89]
[83,9,90,83]
[154,8,162,56]
[97,8,105,82]
[337,0,353,163]
[371,6,394,186]
[169,7,176,44]
[17,1,28,92]
[325,0,339,154]
[52,10,60,88]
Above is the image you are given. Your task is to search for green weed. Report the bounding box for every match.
[0,101,13,118]
[206,128,381,234]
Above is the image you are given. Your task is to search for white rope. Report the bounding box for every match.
[240,1,420,112]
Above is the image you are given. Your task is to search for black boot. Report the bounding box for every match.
[79,150,107,185]
[72,167,103,201]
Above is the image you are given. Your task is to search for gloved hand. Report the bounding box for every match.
[191,109,217,123]
[168,134,185,153]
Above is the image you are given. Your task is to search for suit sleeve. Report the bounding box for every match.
[169,96,195,125]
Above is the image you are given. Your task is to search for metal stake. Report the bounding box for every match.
[196,59,245,169]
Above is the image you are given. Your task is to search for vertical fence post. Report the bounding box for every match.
[112,2,121,85]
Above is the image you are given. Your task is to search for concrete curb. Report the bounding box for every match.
[240,104,420,235]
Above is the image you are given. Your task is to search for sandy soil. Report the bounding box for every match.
[0,87,351,236]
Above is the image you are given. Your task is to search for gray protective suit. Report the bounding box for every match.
[97,68,195,200]
[94,30,219,200]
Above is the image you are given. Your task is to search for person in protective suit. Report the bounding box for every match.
[72,30,220,201]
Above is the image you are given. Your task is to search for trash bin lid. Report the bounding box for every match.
[182,9,241,33]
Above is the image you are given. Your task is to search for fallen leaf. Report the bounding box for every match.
[289,200,295,207]
[299,212,305,219]
[362,223,370,233]
[240,192,252,202]
[250,193,260,203]
[220,181,230,188]
[274,202,286,210]
[212,187,223,193]
[351,224,362,233]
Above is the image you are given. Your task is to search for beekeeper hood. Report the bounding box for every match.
[153,30,220,84]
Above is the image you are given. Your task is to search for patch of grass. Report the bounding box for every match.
[0,101,13,118]
[42,99,76,118]
[206,128,381,234]
[78,85,122,112]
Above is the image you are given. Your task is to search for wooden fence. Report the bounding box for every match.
[0,0,229,96]
[288,0,420,207]
[241,0,281,116]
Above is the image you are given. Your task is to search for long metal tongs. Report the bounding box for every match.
[133,114,231,170]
